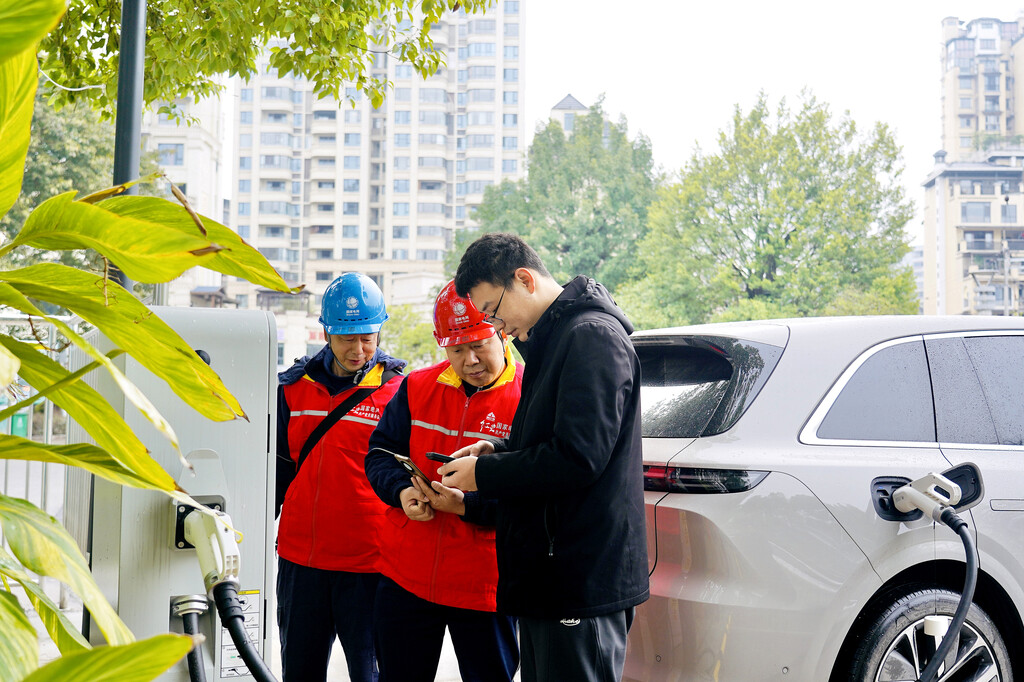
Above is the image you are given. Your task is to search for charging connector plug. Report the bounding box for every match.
[892,472,962,522]
[183,510,240,597]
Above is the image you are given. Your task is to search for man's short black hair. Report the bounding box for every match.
[454,232,551,297]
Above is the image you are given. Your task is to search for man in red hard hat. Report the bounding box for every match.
[365,280,522,682]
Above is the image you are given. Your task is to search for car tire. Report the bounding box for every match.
[846,588,1012,682]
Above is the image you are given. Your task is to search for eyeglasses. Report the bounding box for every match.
[483,287,507,330]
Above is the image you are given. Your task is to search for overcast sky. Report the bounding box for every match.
[522,1,1024,244]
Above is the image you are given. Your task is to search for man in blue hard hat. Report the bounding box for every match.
[276,272,406,682]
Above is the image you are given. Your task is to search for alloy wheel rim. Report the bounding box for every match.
[873,617,999,682]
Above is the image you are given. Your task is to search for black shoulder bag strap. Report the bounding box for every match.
[295,369,399,474]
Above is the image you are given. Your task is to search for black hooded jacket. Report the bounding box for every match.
[474,275,650,618]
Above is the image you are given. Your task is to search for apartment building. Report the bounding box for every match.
[227,2,525,328]
[923,15,1024,314]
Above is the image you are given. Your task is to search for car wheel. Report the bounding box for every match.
[847,588,1012,682]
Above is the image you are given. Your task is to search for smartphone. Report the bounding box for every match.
[425,451,455,464]
[393,453,431,482]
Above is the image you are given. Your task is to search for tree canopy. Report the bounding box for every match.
[463,100,658,292]
[39,0,493,118]
[616,93,917,329]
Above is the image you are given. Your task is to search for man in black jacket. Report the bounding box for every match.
[440,232,649,682]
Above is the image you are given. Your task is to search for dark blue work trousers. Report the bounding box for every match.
[373,576,519,682]
[276,556,380,682]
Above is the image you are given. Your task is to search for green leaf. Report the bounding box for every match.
[0,337,176,491]
[0,589,37,681]
[0,547,90,656]
[0,494,133,646]
[2,192,225,282]
[0,46,36,219]
[0,435,169,490]
[99,196,302,293]
[0,0,65,63]
[21,633,192,682]
[0,343,18,385]
[0,265,247,423]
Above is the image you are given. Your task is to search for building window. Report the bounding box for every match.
[238,179,251,192]
[418,202,445,214]
[504,0,519,13]
[313,110,337,121]
[420,110,446,125]
[418,225,444,237]
[419,133,446,145]
[959,75,974,90]
[469,89,495,102]
[317,180,335,190]
[467,66,495,79]
[960,136,973,148]
[1002,204,1017,223]
[239,156,252,170]
[502,136,518,150]
[960,115,973,128]
[341,249,359,260]
[503,91,518,105]
[342,225,359,238]
[420,88,447,104]
[394,133,411,147]
[343,109,360,123]
[503,114,518,127]
[344,133,361,146]
[157,143,184,166]
[344,156,360,169]
[317,135,336,144]
[238,202,250,216]
[455,206,466,220]
[317,157,336,167]
[986,115,1000,132]
[502,159,518,173]
[240,111,253,124]
[395,111,412,124]
[394,179,410,192]
[985,74,1000,91]
[342,202,359,215]
[260,201,299,216]
[343,179,360,192]
[240,88,253,102]
[394,156,411,170]
[962,202,992,223]
[393,203,410,216]
[394,65,413,79]
[504,46,518,59]
[504,22,519,36]
[959,97,972,109]
[266,180,286,191]
[980,181,995,195]
[392,249,409,260]
[261,226,285,238]
[316,271,333,281]
[311,225,333,234]
[981,39,996,49]
[317,203,334,212]
[237,225,250,239]
[395,88,411,101]
[960,180,974,195]
[393,225,409,239]
[503,69,519,82]
[416,249,444,260]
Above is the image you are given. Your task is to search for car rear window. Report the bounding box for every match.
[634,336,784,438]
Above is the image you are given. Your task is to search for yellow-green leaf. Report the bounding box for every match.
[0,46,36,219]
[21,633,192,682]
[0,337,175,491]
[75,172,161,205]
[0,343,18,385]
[0,266,246,422]
[0,435,170,490]
[0,547,90,656]
[2,192,224,283]
[0,494,133,646]
[100,196,302,293]
[0,0,64,63]
[0,589,37,682]
[0,281,185,455]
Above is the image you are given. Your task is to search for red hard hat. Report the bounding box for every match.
[433,280,496,347]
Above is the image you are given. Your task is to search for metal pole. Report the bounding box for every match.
[110,0,148,293]
[1004,240,1010,317]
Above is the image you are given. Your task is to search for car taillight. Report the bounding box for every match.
[643,465,768,493]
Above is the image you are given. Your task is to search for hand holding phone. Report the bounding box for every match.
[393,453,431,482]
[425,451,455,464]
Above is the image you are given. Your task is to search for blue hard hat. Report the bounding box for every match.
[319,273,389,335]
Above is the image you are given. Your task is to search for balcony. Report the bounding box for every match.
[960,239,997,252]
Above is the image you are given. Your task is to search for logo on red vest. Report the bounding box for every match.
[479,411,511,437]
[350,403,382,422]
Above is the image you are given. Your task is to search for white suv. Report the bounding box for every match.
[626,316,1024,682]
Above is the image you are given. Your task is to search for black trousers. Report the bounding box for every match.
[276,557,380,682]
[518,607,635,682]
[373,576,519,682]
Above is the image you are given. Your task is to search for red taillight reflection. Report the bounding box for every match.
[643,465,768,494]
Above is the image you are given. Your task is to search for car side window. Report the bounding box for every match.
[817,340,936,442]
[961,336,1024,446]
[924,337,998,445]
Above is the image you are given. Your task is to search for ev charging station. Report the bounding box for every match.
[64,306,278,681]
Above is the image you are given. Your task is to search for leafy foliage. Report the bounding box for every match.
[617,93,916,328]
[384,303,445,372]
[467,100,659,291]
[39,0,494,118]
[0,0,302,676]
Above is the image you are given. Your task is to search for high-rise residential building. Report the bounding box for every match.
[226,2,525,327]
[142,94,229,307]
[923,16,1024,314]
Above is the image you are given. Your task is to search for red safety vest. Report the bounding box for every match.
[278,363,402,571]
[378,349,522,611]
